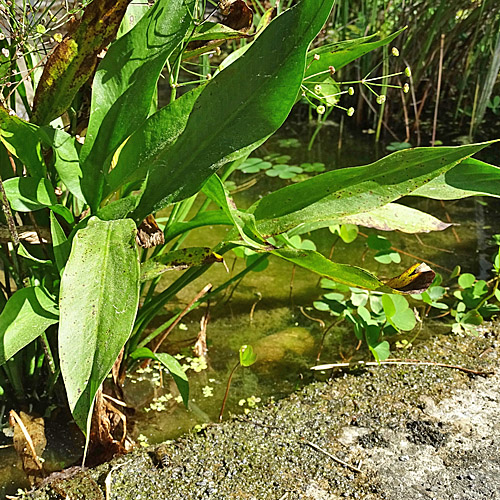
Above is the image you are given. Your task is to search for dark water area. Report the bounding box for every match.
[2,122,499,497]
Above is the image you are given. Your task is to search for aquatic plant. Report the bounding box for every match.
[0,0,499,459]
[312,236,500,361]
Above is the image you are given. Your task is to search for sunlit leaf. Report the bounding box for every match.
[3,177,56,211]
[272,248,435,294]
[251,143,491,237]
[339,224,358,243]
[458,273,475,289]
[127,0,335,221]
[369,340,390,363]
[32,0,131,125]
[382,294,416,331]
[81,0,196,208]
[340,203,450,233]
[412,158,500,200]
[59,217,139,435]
[0,106,45,178]
[0,287,58,365]
[239,345,257,367]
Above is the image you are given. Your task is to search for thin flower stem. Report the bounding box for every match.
[363,83,380,97]
[367,83,402,89]
[303,69,332,80]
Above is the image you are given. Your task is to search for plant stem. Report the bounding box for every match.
[431,34,445,147]
[0,167,22,286]
[219,361,240,422]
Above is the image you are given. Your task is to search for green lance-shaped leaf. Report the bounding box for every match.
[126,0,335,222]
[18,243,51,265]
[274,248,394,293]
[80,0,196,208]
[40,127,85,202]
[104,85,205,199]
[3,177,74,224]
[59,217,139,435]
[0,106,45,178]
[250,142,493,237]
[31,0,132,125]
[140,247,224,282]
[0,287,58,365]
[129,347,188,407]
[412,158,500,199]
[339,203,451,233]
[273,248,435,294]
[189,22,253,43]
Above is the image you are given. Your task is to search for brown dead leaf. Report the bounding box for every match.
[136,214,165,249]
[193,301,210,358]
[385,262,436,294]
[86,389,128,467]
[219,0,253,31]
[9,410,46,485]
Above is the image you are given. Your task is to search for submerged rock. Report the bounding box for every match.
[253,326,315,365]
[26,324,500,500]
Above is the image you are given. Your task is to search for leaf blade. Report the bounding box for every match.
[0,287,58,365]
[129,0,336,221]
[59,217,140,434]
[80,0,196,208]
[250,143,493,236]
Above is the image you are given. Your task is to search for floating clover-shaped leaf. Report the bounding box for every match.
[238,157,272,173]
[288,234,317,251]
[266,164,303,179]
[374,250,401,264]
[301,162,326,173]
[367,234,400,263]
[386,141,412,152]
[264,153,292,163]
[277,138,301,148]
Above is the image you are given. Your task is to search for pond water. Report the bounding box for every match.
[125,124,498,443]
[1,123,499,497]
